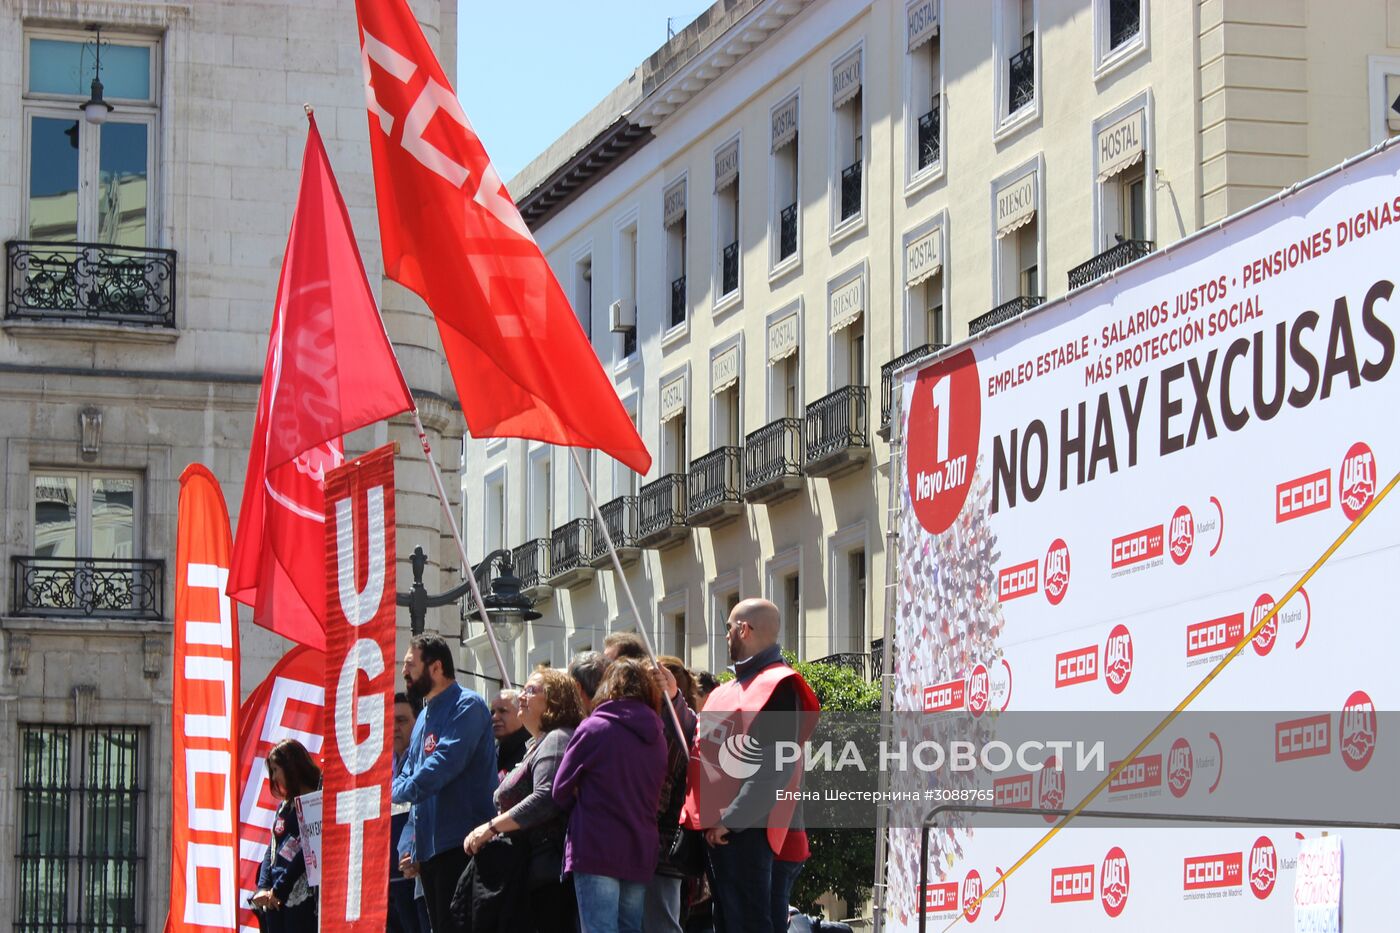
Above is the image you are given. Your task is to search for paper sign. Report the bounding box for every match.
[1294,836,1342,933]
[295,791,324,888]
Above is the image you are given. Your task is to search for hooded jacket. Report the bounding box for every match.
[551,698,667,883]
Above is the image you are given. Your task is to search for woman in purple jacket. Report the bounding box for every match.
[552,657,668,933]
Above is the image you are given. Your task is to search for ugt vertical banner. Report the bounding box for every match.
[169,465,241,931]
[321,444,397,930]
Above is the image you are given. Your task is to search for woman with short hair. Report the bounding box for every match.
[552,658,668,933]
[252,739,320,931]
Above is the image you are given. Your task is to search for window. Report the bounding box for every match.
[614,399,640,499]
[995,0,1038,133]
[1094,0,1146,76]
[993,167,1042,304]
[666,411,688,475]
[660,373,688,473]
[829,273,866,389]
[668,611,687,659]
[771,94,800,266]
[904,224,945,348]
[527,451,552,540]
[846,549,867,653]
[485,472,506,553]
[711,584,741,671]
[23,33,158,246]
[573,255,593,343]
[614,223,638,359]
[923,272,946,346]
[832,47,864,227]
[766,308,801,420]
[711,344,741,448]
[782,572,801,657]
[714,139,740,300]
[1017,226,1039,298]
[664,178,687,330]
[17,725,145,932]
[906,0,942,181]
[568,450,592,520]
[1095,106,1149,249]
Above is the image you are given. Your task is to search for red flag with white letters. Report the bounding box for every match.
[168,465,241,932]
[319,445,397,932]
[234,645,326,933]
[228,115,413,651]
[354,0,651,474]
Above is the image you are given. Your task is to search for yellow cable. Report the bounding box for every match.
[939,468,1399,932]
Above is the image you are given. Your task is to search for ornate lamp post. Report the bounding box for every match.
[395,546,539,644]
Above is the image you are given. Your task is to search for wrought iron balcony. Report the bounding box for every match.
[840,161,862,221]
[880,344,945,435]
[1109,0,1142,49]
[805,385,870,478]
[869,637,885,679]
[637,473,689,549]
[721,241,739,296]
[687,447,743,527]
[1067,239,1154,290]
[11,556,164,620]
[670,275,687,329]
[917,104,940,171]
[743,418,803,504]
[810,652,868,679]
[1008,44,1035,113]
[778,202,798,260]
[511,538,552,600]
[969,295,1044,335]
[5,240,176,327]
[589,496,641,569]
[549,518,595,588]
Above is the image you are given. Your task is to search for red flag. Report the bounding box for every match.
[320,446,397,931]
[229,116,414,650]
[235,645,326,933]
[168,465,241,932]
[354,1,652,475]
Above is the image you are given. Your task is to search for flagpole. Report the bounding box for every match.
[566,448,689,754]
[408,408,514,690]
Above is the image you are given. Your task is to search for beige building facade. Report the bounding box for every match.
[462,0,1400,689]
[0,1,463,929]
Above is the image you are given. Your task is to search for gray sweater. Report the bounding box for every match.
[494,726,573,831]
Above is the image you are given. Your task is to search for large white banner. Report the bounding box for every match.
[886,142,1400,929]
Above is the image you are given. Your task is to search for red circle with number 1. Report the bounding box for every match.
[906,348,982,535]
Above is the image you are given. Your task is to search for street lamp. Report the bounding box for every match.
[80,25,115,125]
[394,546,539,645]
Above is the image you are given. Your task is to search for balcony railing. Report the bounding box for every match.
[880,344,946,431]
[779,203,798,260]
[670,275,687,328]
[1067,239,1155,290]
[917,103,940,171]
[687,447,742,524]
[591,495,640,567]
[1109,0,1142,49]
[5,241,177,327]
[1008,44,1035,113]
[511,538,552,592]
[969,295,1044,335]
[638,473,689,547]
[721,241,739,295]
[811,652,868,679]
[11,556,164,620]
[743,418,803,500]
[870,638,885,679]
[840,161,862,221]
[805,385,869,476]
[549,518,593,581]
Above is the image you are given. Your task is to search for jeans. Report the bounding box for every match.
[388,879,422,933]
[770,859,805,932]
[644,873,684,933]
[574,872,647,933]
[707,828,774,933]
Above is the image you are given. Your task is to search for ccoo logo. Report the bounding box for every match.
[1044,539,1071,605]
[1101,847,1130,918]
[1169,505,1194,564]
[1338,442,1376,521]
[1167,737,1193,798]
[1103,625,1133,694]
[1340,689,1377,772]
[1248,836,1276,900]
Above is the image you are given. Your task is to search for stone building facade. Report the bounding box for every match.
[461,0,1400,691]
[0,1,462,929]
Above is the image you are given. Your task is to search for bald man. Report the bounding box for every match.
[686,598,819,933]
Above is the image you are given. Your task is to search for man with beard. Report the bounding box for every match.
[392,634,496,933]
[686,598,819,933]
[490,688,530,778]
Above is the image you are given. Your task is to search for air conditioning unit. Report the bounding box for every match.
[609,299,635,332]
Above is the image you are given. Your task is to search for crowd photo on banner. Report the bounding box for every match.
[162,1,843,932]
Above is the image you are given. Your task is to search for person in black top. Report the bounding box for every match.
[491,688,530,778]
[253,739,320,932]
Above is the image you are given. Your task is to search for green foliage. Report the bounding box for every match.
[784,653,881,916]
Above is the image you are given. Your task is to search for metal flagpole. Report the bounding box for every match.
[408,408,514,689]
[567,447,690,754]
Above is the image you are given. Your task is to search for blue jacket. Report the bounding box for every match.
[391,682,497,860]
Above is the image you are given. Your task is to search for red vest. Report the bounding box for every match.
[683,660,820,854]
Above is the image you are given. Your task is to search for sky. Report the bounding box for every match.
[455,0,713,186]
